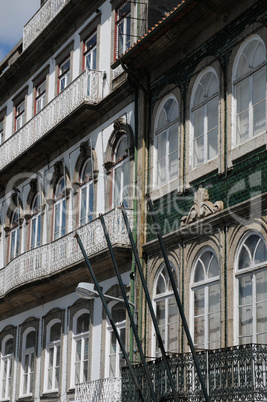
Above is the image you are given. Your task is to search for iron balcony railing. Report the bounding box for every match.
[0,68,104,172]
[0,208,133,298]
[121,344,267,401]
[23,0,70,50]
[75,377,122,402]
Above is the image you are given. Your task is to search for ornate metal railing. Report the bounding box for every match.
[75,377,122,402]
[0,208,133,297]
[121,344,267,401]
[0,69,104,171]
[23,0,70,50]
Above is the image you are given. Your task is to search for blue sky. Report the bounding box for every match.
[0,0,40,62]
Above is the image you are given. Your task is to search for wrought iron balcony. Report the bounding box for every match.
[0,69,104,172]
[121,344,267,401]
[23,0,70,50]
[75,377,122,402]
[0,208,133,298]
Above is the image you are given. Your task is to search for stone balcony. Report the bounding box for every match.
[23,0,70,50]
[121,344,267,401]
[75,377,122,402]
[0,208,133,300]
[0,69,104,174]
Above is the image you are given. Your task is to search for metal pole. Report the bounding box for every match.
[74,232,146,402]
[120,204,179,402]
[146,194,210,402]
[99,214,157,402]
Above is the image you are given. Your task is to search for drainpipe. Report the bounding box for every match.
[121,62,148,361]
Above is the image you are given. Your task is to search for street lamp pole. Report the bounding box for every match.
[74,232,146,402]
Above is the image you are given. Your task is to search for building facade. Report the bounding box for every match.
[117,0,267,400]
[0,0,267,401]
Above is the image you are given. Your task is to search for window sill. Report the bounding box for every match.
[188,157,219,184]
[150,179,179,200]
[228,132,267,167]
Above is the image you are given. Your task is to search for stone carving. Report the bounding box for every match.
[181,188,223,226]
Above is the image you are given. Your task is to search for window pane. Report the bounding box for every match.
[50,322,61,342]
[194,263,204,282]
[236,78,249,114]
[194,288,204,316]
[77,313,90,334]
[167,297,178,352]
[194,316,204,348]
[26,331,35,348]
[168,124,178,179]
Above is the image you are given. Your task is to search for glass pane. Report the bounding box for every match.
[89,183,94,220]
[239,305,252,337]
[254,238,267,264]
[256,300,267,335]
[50,322,61,341]
[115,137,127,162]
[26,331,35,348]
[157,108,167,130]
[114,165,122,206]
[5,338,13,355]
[252,41,266,67]
[194,136,204,166]
[253,100,266,136]
[194,316,204,348]
[207,98,218,131]
[167,297,178,352]
[194,262,204,282]
[194,288,204,316]
[80,187,86,225]
[122,159,129,207]
[252,68,266,105]
[236,78,249,114]
[61,199,66,236]
[194,82,205,106]
[256,270,267,302]
[239,274,252,309]
[76,339,82,362]
[156,300,165,330]
[208,254,219,278]
[75,361,81,384]
[238,246,251,270]
[77,313,90,334]
[156,272,166,294]
[169,124,178,179]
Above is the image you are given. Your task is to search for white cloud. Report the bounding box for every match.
[0,0,40,59]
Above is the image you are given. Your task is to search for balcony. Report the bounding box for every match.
[23,0,70,50]
[0,208,133,298]
[75,377,122,402]
[121,344,267,401]
[0,69,104,173]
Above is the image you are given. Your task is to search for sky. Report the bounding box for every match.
[0,0,40,62]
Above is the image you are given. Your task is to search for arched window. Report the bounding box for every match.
[191,69,219,167]
[72,311,90,386]
[106,303,126,378]
[153,264,179,357]
[45,320,61,392]
[0,335,14,400]
[30,194,41,249]
[155,96,179,186]
[233,36,266,145]
[20,329,35,397]
[191,249,220,349]
[80,159,94,226]
[113,136,129,207]
[9,207,21,261]
[54,177,66,240]
[235,232,267,345]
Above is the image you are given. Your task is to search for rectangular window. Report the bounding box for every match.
[84,32,97,70]
[35,80,46,114]
[116,2,131,59]
[58,58,70,93]
[15,100,25,131]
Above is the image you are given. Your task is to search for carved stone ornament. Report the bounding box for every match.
[181,188,223,226]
